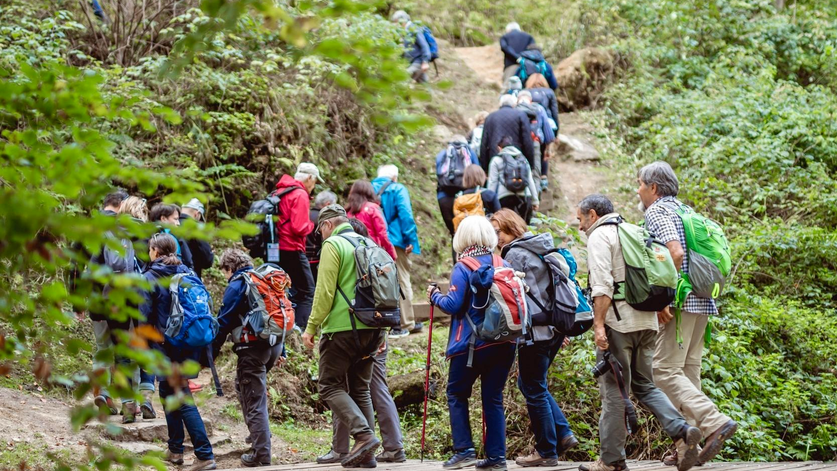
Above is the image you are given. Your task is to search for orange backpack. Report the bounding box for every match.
[452,190,486,231]
[232,264,295,345]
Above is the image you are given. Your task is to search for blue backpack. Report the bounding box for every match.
[165,272,218,348]
[422,26,439,61]
[555,248,594,337]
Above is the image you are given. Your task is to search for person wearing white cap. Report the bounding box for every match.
[270,162,322,330]
[180,198,215,279]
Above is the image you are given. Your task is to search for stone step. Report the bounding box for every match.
[112,432,231,455]
[413,302,450,323]
[86,415,215,442]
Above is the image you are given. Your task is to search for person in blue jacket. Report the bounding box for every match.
[391,10,431,83]
[427,216,516,471]
[140,233,216,471]
[372,165,423,338]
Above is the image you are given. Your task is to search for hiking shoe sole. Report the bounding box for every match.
[698,421,738,465]
[443,458,477,470]
[140,402,156,420]
[516,457,558,467]
[677,427,702,471]
[341,438,380,468]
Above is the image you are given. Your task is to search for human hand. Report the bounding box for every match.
[533,204,540,212]
[426,284,440,302]
[517,57,525,65]
[405,244,414,254]
[277,355,287,367]
[302,332,315,350]
[594,325,609,351]
[421,62,429,72]
[562,337,571,348]
[657,307,673,325]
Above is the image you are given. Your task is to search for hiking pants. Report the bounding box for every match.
[407,61,428,83]
[499,195,533,225]
[517,336,573,459]
[318,330,384,439]
[332,347,403,453]
[437,195,456,237]
[654,311,730,438]
[599,329,687,465]
[395,247,416,331]
[159,376,214,461]
[277,250,314,330]
[447,343,516,460]
[235,343,283,463]
[91,320,114,397]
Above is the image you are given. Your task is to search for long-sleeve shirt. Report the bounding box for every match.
[212,266,254,356]
[488,150,540,206]
[403,22,431,64]
[500,30,536,68]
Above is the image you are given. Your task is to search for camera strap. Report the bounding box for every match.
[608,351,640,434]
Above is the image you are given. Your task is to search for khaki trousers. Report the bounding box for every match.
[654,311,730,438]
[395,247,415,331]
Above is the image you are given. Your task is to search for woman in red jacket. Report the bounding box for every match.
[346,180,398,260]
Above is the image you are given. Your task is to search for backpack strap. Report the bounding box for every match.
[459,256,481,271]
[376,180,393,198]
[491,254,503,268]
[333,231,379,360]
[169,273,186,322]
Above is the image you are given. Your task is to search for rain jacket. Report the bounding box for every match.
[371,177,421,254]
[273,175,314,252]
[480,105,536,171]
[348,201,397,260]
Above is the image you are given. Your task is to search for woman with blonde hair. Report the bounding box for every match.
[118,196,148,222]
[525,74,559,128]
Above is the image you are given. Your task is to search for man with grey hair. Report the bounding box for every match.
[500,21,536,83]
[637,161,737,467]
[517,90,555,184]
[391,10,431,83]
[307,190,338,280]
[480,94,535,171]
[436,134,477,237]
[577,193,701,471]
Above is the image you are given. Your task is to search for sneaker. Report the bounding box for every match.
[240,453,270,467]
[579,460,630,471]
[557,434,579,456]
[388,329,409,339]
[340,433,380,468]
[677,426,702,471]
[698,420,737,465]
[185,458,216,471]
[165,450,184,466]
[140,390,156,419]
[94,395,118,415]
[317,449,347,464]
[540,178,549,191]
[515,451,557,467]
[664,447,704,468]
[121,401,137,424]
[375,449,406,463]
[409,322,424,334]
[476,457,507,471]
[188,380,203,392]
[443,449,477,469]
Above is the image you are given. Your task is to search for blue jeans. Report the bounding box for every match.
[158,376,214,460]
[517,336,573,458]
[447,343,516,460]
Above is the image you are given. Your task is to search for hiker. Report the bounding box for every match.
[517,45,558,91]
[505,76,523,97]
[517,90,555,184]
[452,165,500,233]
[213,249,285,467]
[346,180,397,260]
[468,111,490,163]
[308,191,338,281]
[272,162,322,331]
[576,194,700,471]
[316,220,406,465]
[436,135,477,237]
[302,204,385,468]
[500,22,536,84]
[427,215,516,471]
[525,74,560,127]
[491,209,579,467]
[480,94,535,171]
[637,161,738,466]
[149,203,193,269]
[372,165,423,337]
[180,198,215,279]
[391,10,431,83]
[487,137,540,224]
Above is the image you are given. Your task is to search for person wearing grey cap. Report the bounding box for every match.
[180,198,215,279]
[302,204,384,468]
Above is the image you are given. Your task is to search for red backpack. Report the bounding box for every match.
[232,264,295,346]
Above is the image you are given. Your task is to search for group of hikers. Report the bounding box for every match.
[69,14,739,471]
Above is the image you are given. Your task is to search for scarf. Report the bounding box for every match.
[458,245,492,260]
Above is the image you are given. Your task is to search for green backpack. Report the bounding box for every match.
[672,204,732,305]
[602,217,679,315]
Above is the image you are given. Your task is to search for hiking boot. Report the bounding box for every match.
[140,390,156,419]
[540,177,549,191]
[94,395,118,415]
[165,450,184,466]
[698,420,738,465]
[664,447,704,467]
[240,453,270,467]
[340,433,380,468]
[121,401,137,424]
[443,449,477,469]
[558,434,580,456]
[185,458,216,471]
[317,449,347,464]
[677,426,702,471]
[578,460,630,471]
[515,451,557,467]
[476,457,507,471]
[388,329,409,339]
[345,454,377,469]
[410,322,424,334]
[375,449,406,463]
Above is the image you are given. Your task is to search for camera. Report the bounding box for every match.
[591,351,614,379]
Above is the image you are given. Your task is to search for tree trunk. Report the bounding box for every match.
[775,0,785,11]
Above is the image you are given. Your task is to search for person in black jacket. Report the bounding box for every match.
[149,203,193,270]
[500,22,536,83]
[480,94,536,171]
[307,191,337,280]
[180,198,214,279]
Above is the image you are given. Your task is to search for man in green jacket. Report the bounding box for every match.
[302,204,383,468]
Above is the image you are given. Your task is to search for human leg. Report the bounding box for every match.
[517,341,560,459]
[236,347,275,463]
[394,247,415,332]
[446,353,480,453]
[479,344,516,461]
[370,349,404,453]
[278,250,315,330]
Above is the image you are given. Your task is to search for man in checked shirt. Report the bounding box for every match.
[637,161,738,468]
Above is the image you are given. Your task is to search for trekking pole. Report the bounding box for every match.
[420,286,437,463]
[206,346,224,397]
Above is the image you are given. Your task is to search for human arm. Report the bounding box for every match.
[212,278,247,356]
[519,114,536,166]
[429,263,469,316]
[545,64,559,90]
[548,90,560,129]
[527,164,540,207]
[189,239,214,273]
[540,108,555,144]
[395,186,420,254]
[588,232,615,350]
[499,35,521,61]
[284,191,315,238]
[487,158,501,195]
[479,122,492,171]
[305,242,341,336]
[483,189,501,213]
[644,206,685,272]
[370,206,398,260]
[179,237,193,268]
[415,26,431,63]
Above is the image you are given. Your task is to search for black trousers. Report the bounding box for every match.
[236,344,283,462]
[500,195,533,224]
[278,250,315,330]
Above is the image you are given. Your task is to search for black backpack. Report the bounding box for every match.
[525,249,578,334]
[437,142,472,192]
[242,187,302,261]
[502,152,530,192]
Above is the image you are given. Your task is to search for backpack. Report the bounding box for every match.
[452,190,485,232]
[501,152,530,192]
[231,264,295,346]
[554,248,594,337]
[601,217,679,315]
[422,26,440,61]
[242,187,302,262]
[437,143,473,192]
[517,58,549,83]
[165,272,218,349]
[469,126,484,159]
[102,231,138,275]
[671,204,732,302]
[522,248,579,335]
[460,255,530,367]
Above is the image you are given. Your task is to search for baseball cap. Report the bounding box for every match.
[297,162,324,183]
[317,204,347,227]
[182,198,205,218]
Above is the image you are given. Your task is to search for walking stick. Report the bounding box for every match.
[420,289,437,463]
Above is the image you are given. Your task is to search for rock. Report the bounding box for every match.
[86,416,214,442]
[389,371,441,409]
[432,125,452,142]
[554,48,614,111]
[555,134,600,162]
[113,442,165,455]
